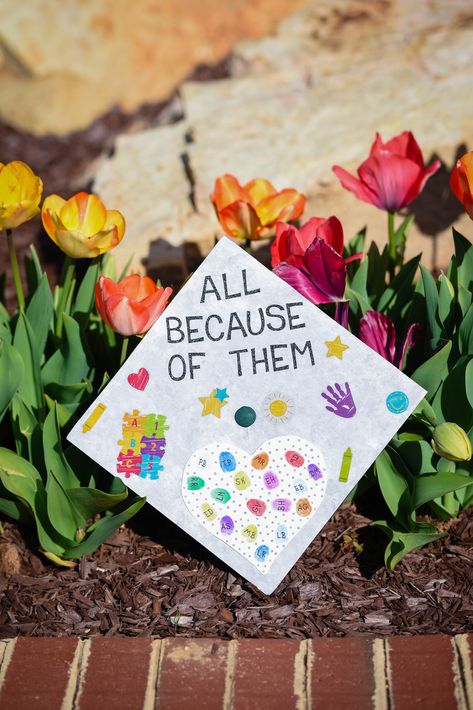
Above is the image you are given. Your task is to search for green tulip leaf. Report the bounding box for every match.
[459,304,473,356]
[43,404,81,489]
[374,520,445,569]
[439,357,473,431]
[0,302,11,342]
[0,338,24,422]
[411,340,452,401]
[24,244,44,295]
[419,263,443,346]
[42,314,91,387]
[13,311,44,416]
[413,471,473,508]
[62,495,146,559]
[10,394,42,470]
[375,449,412,524]
[0,494,32,523]
[0,446,66,555]
[395,440,436,476]
[66,487,128,519]
[45,466,85,540]
[453,228,473,292]
[26,273,53,359]
[74,258,100,316]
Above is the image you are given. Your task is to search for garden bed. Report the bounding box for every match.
[1,503,471,639]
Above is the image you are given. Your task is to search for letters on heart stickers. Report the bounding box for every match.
[182,436,327,572]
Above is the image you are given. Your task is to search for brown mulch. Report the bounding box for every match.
[0,504,471,639]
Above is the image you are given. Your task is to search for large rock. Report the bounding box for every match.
[93,0,473,275]
[0,0,310,134]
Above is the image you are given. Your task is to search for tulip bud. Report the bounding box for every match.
[431,422,472,462]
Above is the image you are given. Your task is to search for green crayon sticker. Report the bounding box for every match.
[339,447,352,482]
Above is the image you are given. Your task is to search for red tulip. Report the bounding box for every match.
[273,237,346,305]
[333,131,440,211]
[271,216,361,269]
[450,150,473,219]
[358,310,421,369]
[95,274,172,336]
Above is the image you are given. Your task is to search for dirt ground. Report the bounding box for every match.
[0,502,471,638]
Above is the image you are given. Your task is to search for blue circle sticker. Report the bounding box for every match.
[386,391,409,414]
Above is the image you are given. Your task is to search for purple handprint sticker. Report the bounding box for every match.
[321,382,356,418]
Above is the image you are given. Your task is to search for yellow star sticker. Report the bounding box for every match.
[199,389,228,418]
[325,335,349,360]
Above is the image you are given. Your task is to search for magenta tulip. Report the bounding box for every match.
[273,237,346,305]
[358,310,421,369]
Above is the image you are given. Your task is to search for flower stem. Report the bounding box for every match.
[6,229,25,311]
[244,237,252,254]
[387,211,396,279]
[120,337,129,366]
[56,256,75,338]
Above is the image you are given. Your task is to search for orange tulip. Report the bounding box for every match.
[0,161,43,230]
[95,274,172,336]
[42,192,125,258]
[450,150,473,219]
[211,174,305,240]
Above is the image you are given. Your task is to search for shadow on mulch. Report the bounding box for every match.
[0,502,471,639]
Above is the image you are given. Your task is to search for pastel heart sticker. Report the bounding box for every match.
[182,436,326,573]
[127,367,149,391]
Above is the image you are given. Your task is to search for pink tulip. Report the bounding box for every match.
[95,274,172,336]
[333,131,441,211]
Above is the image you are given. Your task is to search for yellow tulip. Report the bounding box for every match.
[0,161,43,230]
[42,191,125,258]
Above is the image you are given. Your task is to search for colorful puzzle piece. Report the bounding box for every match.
[116,410,168,481]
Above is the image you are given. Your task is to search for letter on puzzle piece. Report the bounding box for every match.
[139,454,164,480]
[122,410,148,428]
[116,450,142,477]
[117,437,142,455]
[144,414,169,438]
[140,436,166,457]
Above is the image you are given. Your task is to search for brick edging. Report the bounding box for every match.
[0,634,471,709]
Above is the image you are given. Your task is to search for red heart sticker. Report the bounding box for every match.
[127,367,149,391]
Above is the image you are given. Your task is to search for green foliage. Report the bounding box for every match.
[351,229,473,566]
[0,247,144,566]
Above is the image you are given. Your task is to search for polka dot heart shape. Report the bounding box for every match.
[182,436,327,573]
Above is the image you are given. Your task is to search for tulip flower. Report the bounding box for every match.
[42,192,125,258]
[274,237,346,305]
[271,216,361,269]
[0,161,43,230]
[358,310,421,369]
[211,174,305,241]
[333,131,440,212]
[432,422,472,462]
[95,274,172,337]
[450,150,473,219]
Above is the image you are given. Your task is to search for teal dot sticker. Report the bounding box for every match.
[234,406,256,427]
[386,391,409,414]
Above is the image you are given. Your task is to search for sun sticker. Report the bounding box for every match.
[263,393,294,424]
